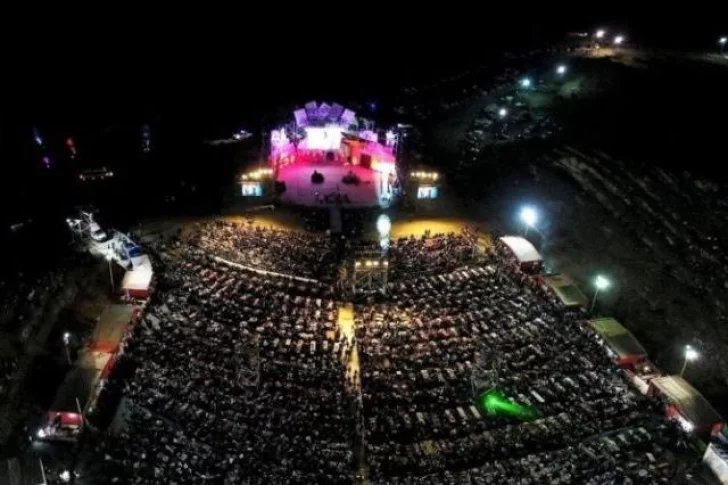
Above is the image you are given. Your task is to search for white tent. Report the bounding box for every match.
[498,236,543,264]
[121,255,153,299]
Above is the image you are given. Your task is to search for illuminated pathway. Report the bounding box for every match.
[335,303,368,483]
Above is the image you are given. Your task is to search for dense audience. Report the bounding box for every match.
[91,224,700,484]
[95,239,356,484]
[357,245,697,484]
[388,231,477,280]
[187,220,338,281]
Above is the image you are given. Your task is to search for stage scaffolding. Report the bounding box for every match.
[351,248,389,294]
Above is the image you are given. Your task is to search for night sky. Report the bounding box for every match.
[2,14,724,225]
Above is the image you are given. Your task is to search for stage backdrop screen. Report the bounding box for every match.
[304,127,343,151]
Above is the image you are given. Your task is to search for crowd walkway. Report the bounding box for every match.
[336,303,369,484]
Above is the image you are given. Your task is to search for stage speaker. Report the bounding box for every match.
[360,154,372,168]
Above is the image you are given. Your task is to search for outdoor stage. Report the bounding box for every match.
[264,101,400,209]
[277,164,394,208]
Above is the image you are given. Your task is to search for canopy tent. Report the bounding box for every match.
[498,236,543,273]
[704,443,728,485]
[542,273,588,308]
[651,375,723,439]
[122,255,153,299]
[589,318,647,367]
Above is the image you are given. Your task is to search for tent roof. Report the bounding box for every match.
[589,317,647,359]
[652,376,723,434]
[130,254,152,271]
[543,273,588,307]
[122,270,152,291]
[122,260,153,291]
[498,236,543,264]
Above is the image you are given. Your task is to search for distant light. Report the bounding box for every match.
[59,470,71,482]
[519,207,537,226]
[498,108,508,118]
[595,29,606,39]
[614,35,624,45]
[595,275,610,291]
[520,78,531,88]
[36,429,47,439]
[33,127,43,146]
[681,419,695,433]
[720,37,727,45]
[63,332,71,344]
[106,253,113,261]
[685,345,699,361]
[556,64,567,75]
[376,214,392,238]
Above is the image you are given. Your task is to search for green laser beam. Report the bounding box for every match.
[478,389,541,421]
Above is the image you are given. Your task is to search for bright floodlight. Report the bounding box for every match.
[596,29,605,39]
[63,332,71,344]
[520,207,537,226]
[720,37,727,45]
[498,108,508,118]
[595,275,610,291]
[60,470,71,483]
[376,214,391,238]
[36,428,46,439]
[520,78,531,88]
[685,345,699,361]
[556,64,567,75]
[106,252,113,261]
[614,35,624,45]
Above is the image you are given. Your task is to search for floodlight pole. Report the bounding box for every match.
[107,257,115,292]
[64,342,72,365]
[679,357,690,377]
[39,458,48,485]
[590,288,601,313]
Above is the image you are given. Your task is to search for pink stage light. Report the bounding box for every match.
[270,129,289,147]
[359,130,378,143]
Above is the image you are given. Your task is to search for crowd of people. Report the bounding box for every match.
[187,220,339,281]
[89,222,701,484]
[387,231,478,280]
[94,238,356,484]
[356,246,698,484]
